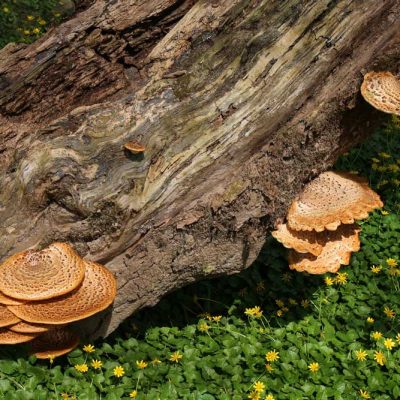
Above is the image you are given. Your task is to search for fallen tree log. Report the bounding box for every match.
[0,0,399,338]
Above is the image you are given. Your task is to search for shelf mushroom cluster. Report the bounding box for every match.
[272,172,383,274]
[0,243,117,358]
[361,71,400,116]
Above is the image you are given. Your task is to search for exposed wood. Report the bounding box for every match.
[0,0,399,337]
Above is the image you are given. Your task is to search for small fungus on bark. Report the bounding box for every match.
[123,141,146,154]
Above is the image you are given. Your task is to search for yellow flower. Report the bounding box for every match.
[265,363,273,372]
[308,362,319,373]
[245,306,263,318]
[370,265,382,274]
[388,164,399,173]
[265,395,275,400]
[247,391,260,400]
[335,272,348,285]
[371,157,380,163]
[387,258,398,267]
[396,333,400,344]
[384,306,395,319]
[374,351,385,366]
[212,315,222,322]
[275,299,284,308]
[47,354,55,365]
[91,359,102,369]
[301,299,310,308]
[38,19,46,26]
[129,390,138,398]
[54,12,61,17]
[113,365,125,377]
[359,389,370,399]
[384,338,395,350]
[152,358,161,365]
[276,310,283,317]
[170,351,183,362]
[355,350,367,361]
[380,210,389,216]
[253,381,265,393]
[74,363,88,373]
[256,281,265,293]
[83,344,95,353]
[136,360,148,369]
[27,15,34,21]
[265,350,279,362]
[32,28,40,34]
[324,276,334,286]
[379,152,391,159]
[288,298,297,305]
[23,30,30,35]
[371,331,383,340]
[366,317,374,324]
[3,7,9,13]
[61,394,69,400]
[198,322,210,332]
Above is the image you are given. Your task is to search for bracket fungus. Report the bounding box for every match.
[9,261,117,325]
[123,140,145,154]
[361,71,400,116]
[287,172,382,232]
[29,327,80,359]
[273,171,382,275]
[0,242,85,301]
[287,224,361,274]
[0,243,117,356]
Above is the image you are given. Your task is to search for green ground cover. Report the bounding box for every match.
[0,120,398,399]
[0,0,71,49]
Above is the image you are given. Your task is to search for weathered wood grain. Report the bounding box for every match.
[0,0,399,337]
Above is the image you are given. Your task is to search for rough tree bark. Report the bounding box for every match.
[0,0,399,338]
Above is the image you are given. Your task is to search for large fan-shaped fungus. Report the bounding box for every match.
[9,322,52,334]
[361,71,400,116]
[272,223,324,256]
[0,243,85,301]
[9,261,117,325]
[288,224,360,274]
[287,172,382,232]
[30,327,80,359]
[0,305,20,328]
[0,328,39,344]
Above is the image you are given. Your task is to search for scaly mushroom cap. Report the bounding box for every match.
[361,71,400,116]
[9,261,117,325]
[0,328,39,344]
[0,292,26,306]
[124,141,145,154]
[0,242,86,301]
[0,305,20,328]
[288,224,360,274]
[287,172,383,232]
[10,322,52,334]
[30,327,80,359]
[272,223,324,256]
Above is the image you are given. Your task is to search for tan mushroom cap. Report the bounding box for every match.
[0,328,39,344]
[9,261,117,325]
[0,292,26,306]
[361,71,400,116]
[272,223,324,256]
[0,305,21,328]
[288,224,361,274]
[30,327,80,359]
[0,242,86,301]
[124,141,145,154]
[10,322,52,334]
[287,172,383,232]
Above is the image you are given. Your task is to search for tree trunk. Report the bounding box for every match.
[0,0,399,338]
